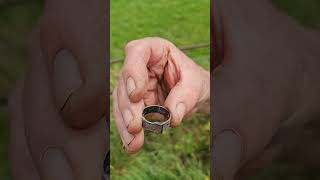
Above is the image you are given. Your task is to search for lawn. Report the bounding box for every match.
[110,0,210,179]
[0,0,319,179]
[0,1,43,179]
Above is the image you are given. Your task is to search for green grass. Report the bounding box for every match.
[0,0,319,179]
[0,1,42,179]
[0,0,43,97]
[272,0,320,28]
[110,0,210,179]
[0,108,10,179]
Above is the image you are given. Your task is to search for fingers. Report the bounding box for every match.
[112,87,144,153]
[164,81,198,127]
[59,48,106,129]
[163,63,207,127]
[53,50,82,111]
[115,37,209,152]
[8,79,40,180]
[122,37,170,102]
[40,0,107,129]
[41,148,74,180]
[112,37,172,152]
[23,26,73,176]
[116,75,144,133]
[42,47,106,129]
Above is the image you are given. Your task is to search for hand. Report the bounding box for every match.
[9,27,107,180]
[212,0,320,179]
[39,0,107,128]
[112,37,210,153]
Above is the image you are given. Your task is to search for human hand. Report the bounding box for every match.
[39,0,107,128]
[9,27,107,180]
[112,37,210,153]
[212,0,320,179]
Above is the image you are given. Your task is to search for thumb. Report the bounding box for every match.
[164,82,198,127]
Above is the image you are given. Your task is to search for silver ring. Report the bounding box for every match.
[142,105,171,133]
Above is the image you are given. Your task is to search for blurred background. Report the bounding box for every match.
[0,0,42,179]
[0,0,319,179]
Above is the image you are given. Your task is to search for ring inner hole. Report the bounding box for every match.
[143,106,170,122]
[144,112,165,122]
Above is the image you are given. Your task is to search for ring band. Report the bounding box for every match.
[142,105,171,133]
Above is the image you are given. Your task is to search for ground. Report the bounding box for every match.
[0,0,319,179]
[110,1,210,179]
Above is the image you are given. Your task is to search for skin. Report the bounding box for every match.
[9,0,320,179]
[9,26,107,180]
[112,37,210,153]
[213,0,320,179]
[40,0,107,128]
[9,0,109,177]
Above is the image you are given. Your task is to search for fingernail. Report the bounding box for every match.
[176,103,186,120]
[41,148,73,179]
[121,129,134,146]
[126,77,136,96]
[122,109,133,127]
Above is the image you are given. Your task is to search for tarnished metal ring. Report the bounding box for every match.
[142,105,171,133]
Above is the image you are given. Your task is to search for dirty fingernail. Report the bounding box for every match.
[122,109,133,127]
[126,77,136,96]
[121,129,134,146]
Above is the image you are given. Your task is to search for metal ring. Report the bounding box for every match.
[142,105,171,133]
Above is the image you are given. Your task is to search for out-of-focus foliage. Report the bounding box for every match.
[0,0,319,179]
[272,0,320,29]
[0,1,42,179]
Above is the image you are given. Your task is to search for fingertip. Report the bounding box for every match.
[170,116,183,127]
[126,131,144,154]
[165,102,185,128]
[169,113,183,127]
[127,115,142,134]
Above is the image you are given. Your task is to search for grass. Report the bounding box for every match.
[110,0,210,179]
[0,0,43,97]
[272,0,320,28]
[0,108,10,179]
[0,0,319,179]
[0,1,42,179]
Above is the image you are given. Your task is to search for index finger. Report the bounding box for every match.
[122,37,174,102]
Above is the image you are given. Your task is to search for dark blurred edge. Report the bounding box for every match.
[0,0,41,8]
[210,0,214,179]
[1,0,111,178]
[106,0,110,178]
[210,0,320,179]
[0,0,20,7]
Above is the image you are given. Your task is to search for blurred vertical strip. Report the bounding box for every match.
[105,0,110,179]
[210,1,214,180]
[211,0,224,72]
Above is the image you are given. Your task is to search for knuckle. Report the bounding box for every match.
[124,38,153,54]
[121,66,131,77]
[124,40,141,51]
